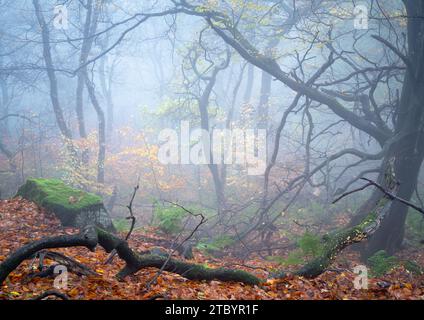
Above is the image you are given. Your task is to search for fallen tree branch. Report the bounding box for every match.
[26,250,97,280]
[31,290,69,300]
[134,235,194,259]
[119,253,260,285]
[95,228,260,285]
[276,164,400,278]
[0,226,260,286]
[293,205,390,278]
[147,294,168,300]
[0,226,98,285]
[146,202,206,288]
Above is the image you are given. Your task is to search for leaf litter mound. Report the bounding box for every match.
[0,198,423,300]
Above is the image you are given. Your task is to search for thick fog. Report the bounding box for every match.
[0,0,423,278]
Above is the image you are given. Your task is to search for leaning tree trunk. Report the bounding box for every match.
[362,141,424,258]
[357,0,424,259]
[276,160,400,278]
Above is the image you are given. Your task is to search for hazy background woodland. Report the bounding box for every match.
[0,0,423,265]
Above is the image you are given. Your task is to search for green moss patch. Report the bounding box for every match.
[16,178,114,231]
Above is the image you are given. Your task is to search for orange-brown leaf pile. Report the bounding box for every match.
[0,198,423,300]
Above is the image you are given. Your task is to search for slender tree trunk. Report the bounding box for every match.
[243,64,254,104]
[197,69,227,215]
[257,69,272,129]
[74,0,105,183]
[76,0,99,166]
[99,55,114,143]
[76,75,87,139]
[85,76,106,184]
[0,76,9,137]
[0,74,19,192]
[33,0,72,140]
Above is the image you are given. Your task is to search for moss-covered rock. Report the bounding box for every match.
[16,178,114,232]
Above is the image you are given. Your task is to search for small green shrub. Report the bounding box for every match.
[153,205,187,234]
[403,260,424,275]
[268,250,305,266]
[113,218,130,233]
[307,201,327,220]
[406,209,424,243]
[196,235,234,255]
[269,231,324,266]
[367,250,398,277]
[297,232,323,257]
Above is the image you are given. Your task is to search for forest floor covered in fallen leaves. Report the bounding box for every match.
[0,198,423,300]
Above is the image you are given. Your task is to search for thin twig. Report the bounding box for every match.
[146,201,206,288]
[332,178,424,215]
[104,182,139,264]
[332,182,373,204]
[360,178,424,215]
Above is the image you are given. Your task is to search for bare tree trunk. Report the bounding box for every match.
[99,55,115,143]
[75,0,100,166]
[0,76,10,137]
[33,0,72,140]
[257,38,278,130]
[74,0,105,184]
[197,67,227,215]
[76,75,87,139]
[85,76,106,184]
[243,63,254,104]
[257,69,271,129]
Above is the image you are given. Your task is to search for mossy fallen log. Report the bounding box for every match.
[117,254,260,284]
[275,160,399,278]
[294,209,390,278]
[0,226,261,286]
[96,227,261,285]
[16,178,114,231]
